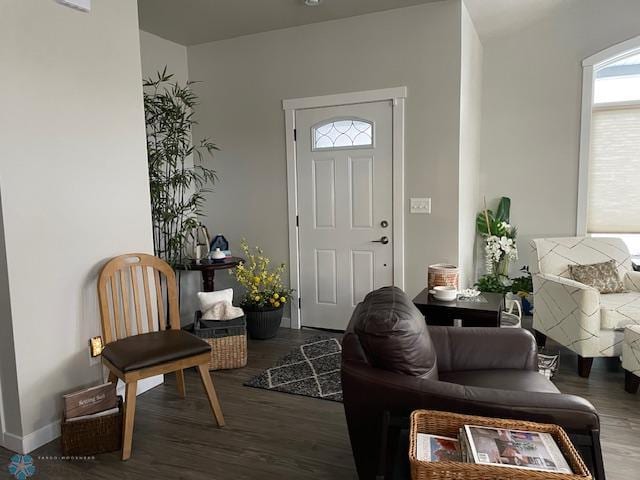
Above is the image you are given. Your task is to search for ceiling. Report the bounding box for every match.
[137,0,443,46]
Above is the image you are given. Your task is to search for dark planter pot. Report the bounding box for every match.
[244,305,284,340]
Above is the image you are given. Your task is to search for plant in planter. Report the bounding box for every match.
[474,274,509,294]
[476,196,518,280]
[233,240,294,339]
[143,67,218,266]
[510,265,534,315]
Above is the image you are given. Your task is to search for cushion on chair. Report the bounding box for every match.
[439,369,560,394]
[352,286,438,379]
[102,330,211,372]
[569,259,626,293]
[599,291,640,330]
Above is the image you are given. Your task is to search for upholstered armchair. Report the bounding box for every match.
[531,236,640,377]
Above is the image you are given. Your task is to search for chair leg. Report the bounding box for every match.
[625,370,640,394]
[176,369,186,398]
[122,381,138,461]
[108,371,118,385]
[534,330,547,348]
[578,356,594,378]
[197,363,225,427]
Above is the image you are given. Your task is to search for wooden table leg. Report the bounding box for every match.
[202,270,216,292]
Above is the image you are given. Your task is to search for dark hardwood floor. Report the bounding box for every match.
[1,323,638,479]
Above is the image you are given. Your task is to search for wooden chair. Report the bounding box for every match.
[97,253,224,460]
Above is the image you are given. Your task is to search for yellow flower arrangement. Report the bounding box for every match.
[232,239,294,310]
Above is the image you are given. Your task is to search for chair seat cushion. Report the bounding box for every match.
[103,330,211,372]
[439,369,560,394]
[600,291,640,330]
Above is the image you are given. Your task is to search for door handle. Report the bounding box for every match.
[372,236,389,245]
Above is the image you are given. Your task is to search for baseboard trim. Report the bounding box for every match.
[2,374,164,454]
[280,316,291,328]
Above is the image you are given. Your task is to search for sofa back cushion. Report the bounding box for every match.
[351,286,437,379]
[531,236,632,278]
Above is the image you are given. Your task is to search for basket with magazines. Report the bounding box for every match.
[409,410,591,480]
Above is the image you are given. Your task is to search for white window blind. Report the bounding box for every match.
[588,106,640,233]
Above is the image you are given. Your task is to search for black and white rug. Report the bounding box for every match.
[244,336,343,402]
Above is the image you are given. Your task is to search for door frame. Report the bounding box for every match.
[282,87,407,329]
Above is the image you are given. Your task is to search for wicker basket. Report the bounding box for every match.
[427,264,459,290]
[188,312,247,370]
[60,397,123,456]
[409,410,591,480]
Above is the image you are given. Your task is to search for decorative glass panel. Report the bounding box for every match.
[312,119,373,150]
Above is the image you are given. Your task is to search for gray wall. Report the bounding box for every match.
[479,0,640,270]
[187,1,463,300]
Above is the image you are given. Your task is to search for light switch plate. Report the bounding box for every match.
[410,197,431,214]
[55,0,91,12]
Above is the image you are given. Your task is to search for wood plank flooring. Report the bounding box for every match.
[1,324,638,479]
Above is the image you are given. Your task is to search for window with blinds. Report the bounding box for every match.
[588,106,640,233]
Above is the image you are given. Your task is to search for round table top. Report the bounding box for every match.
[174,256,244,271]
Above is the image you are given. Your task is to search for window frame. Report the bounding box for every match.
[577,35,640,235]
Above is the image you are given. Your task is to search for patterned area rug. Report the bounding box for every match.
[244,336,343,402]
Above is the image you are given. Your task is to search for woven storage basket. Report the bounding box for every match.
[427,264,459,290]
[409,410,591,480]
[188,312,247,370]
[61,396,123,456]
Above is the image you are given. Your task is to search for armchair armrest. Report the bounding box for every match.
[624,271,640,292]
[532,273,601,357]
[428,326,538,372]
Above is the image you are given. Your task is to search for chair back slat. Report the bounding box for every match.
[142,266,154,333]
[97,254,180,343]
[130,265,143,335]
[110,276,123,340]
[120,269,132,337]
[154,269,166,331]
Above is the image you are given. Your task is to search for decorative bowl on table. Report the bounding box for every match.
[429,285,458,302]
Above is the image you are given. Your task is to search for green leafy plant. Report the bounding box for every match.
[476,196,514,237]
[232,240,294,310]
[474,274,509,294]
[510,266,533,296]
[144,67,218,266]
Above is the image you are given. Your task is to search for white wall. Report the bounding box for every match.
[0,0,152,452]
[140,30,189,85]
[479,0,640,270]
[188,1,463,301]
[458,2,483,288]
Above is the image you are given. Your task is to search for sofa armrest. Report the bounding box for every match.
[624,271,640,292]
[532,273,601,357]
[342,362,600,432]
[428,326,538,372]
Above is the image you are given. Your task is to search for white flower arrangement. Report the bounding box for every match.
[484,230,518,275]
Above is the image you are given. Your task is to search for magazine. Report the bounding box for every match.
[416,434,461,462]
[462,425,572,474]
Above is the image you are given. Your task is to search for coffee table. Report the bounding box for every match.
[412,289,504,327]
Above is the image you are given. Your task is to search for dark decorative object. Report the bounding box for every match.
[210,234,229,253]
[245,305,285,340]
[245,336,342,401]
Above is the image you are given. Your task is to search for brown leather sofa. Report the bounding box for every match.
[341,286,604,480]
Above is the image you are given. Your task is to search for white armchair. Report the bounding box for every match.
[531,236,640,377]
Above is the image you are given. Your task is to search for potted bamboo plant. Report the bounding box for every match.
[233,240,294,339]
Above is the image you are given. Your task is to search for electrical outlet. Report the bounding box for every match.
[410,197,431,214]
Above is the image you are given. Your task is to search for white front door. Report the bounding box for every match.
[296,101,394,330]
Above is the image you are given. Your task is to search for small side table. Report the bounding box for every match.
[175,257,243,292]
[413,289,504,327]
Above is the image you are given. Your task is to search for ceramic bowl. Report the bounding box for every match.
[431,285,458,302]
